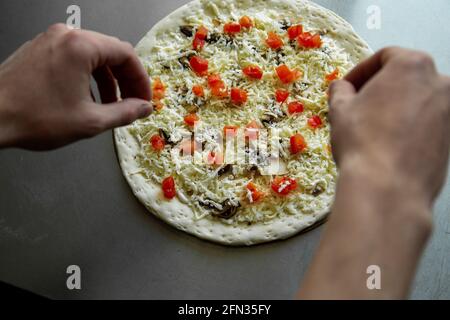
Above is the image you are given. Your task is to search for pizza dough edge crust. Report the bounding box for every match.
[114,0,372,246]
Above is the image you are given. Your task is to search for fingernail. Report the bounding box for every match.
[139,103,153,118]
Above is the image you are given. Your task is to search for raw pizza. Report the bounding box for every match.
[114,0,371,245]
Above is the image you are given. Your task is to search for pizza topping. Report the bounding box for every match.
[290,133,307,154]
[275,89,289,103]
[206,33,221,44]
[239,16,254,29]
[184,113,199,127]
[246,182,264,203]
[189,56,209,75]
[217,164,232,176]
[179,25,194,37]
[192,84,205,97]
[288,101,304,114]
[297,32,322,48]
[265,32,284,50]
[276,65,302,84]
[325,68,340,82]
[193,25,208,51]
[308,115,323,129]
[242,65,263,80]
[152,78,166,100]
[271,177,298,196]
[223,22,241,35]
[208,74,228,98]
[162,176,176,199]
[212,201,240,219]
[287,24,303,40]
[150,134,165,152]
[195,25,208,39]
[230,87,248,105]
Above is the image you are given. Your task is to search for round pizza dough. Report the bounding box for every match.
[114,0,372,246]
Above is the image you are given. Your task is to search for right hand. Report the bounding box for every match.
[329,47,450,206]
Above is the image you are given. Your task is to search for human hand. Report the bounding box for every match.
[329,47,450,207]
[0,24,152,150]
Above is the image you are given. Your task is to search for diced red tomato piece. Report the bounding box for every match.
[271,177,298,196]
[223,125,239,137]
[308,115,323,129]
[242,65,263,80]
[287,24,303,40]
[207,74,222,87]
[297,32,322,48]
[162,176,176,199]
[276,65,302,84]
[192,84,205,97]
[325,68,340,82]
[153,101,164,111]
[275,89,289,103]
[290,133,307,154]
[208,74,228,98]
[239,16,253,29]
[230,87,248,105]
[288,101,304,114]
[246,182,264,203]
[265,32,284,50]
[195,25,208,40]
[150,135,165,152]
[193,25,208,51]
[152,78,166,100]
[189,56,209,75]
[184,113,199,127]
[193,37,206,51]
[206,151,224,165]
[224,22,241,34]
[211,85,228,98]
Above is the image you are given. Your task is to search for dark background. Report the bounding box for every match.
[0,0,449,299]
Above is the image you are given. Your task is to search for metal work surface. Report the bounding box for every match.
[0,0,449,299]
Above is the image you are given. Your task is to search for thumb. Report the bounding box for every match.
[328,79,356,108]
[89,98,153,130]
[328,80,356,125]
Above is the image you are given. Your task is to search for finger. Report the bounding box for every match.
[328,80,356,109]
[345,47,413,90]
[67,29,151,101]
[92,66,117,103]
[86,98,153,132]
[86,31,151,101]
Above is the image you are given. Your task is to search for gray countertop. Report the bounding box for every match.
[0,0,449,299]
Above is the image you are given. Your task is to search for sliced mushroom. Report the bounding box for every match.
[199,199,240,220]
[206,33,221,44]
[212,201,240,219]
[311,185,324,197]
[280,20,290,30]
[159,129,176,146]
[218,164,232,176]
[180,25,194,37]
[178,52,194,69]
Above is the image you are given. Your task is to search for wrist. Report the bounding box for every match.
[336,154,432,232]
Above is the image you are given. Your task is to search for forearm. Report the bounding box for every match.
[298,158,432,299]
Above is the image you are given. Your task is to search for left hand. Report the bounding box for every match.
[0,24,152,150]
